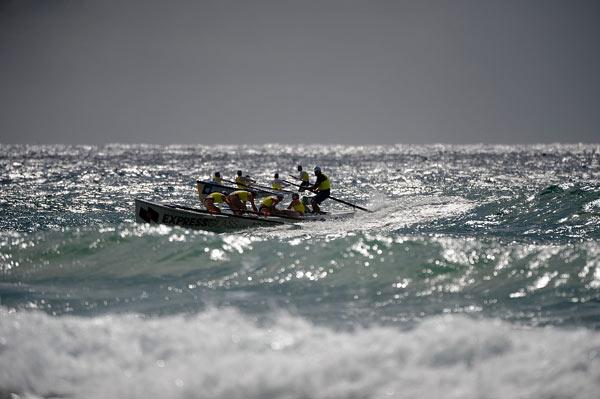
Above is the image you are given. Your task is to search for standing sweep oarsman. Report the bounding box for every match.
[306,166,330,214]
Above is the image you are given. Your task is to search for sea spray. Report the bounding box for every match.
[1,308,599,399]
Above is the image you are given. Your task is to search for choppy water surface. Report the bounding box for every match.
[1,144,600,398]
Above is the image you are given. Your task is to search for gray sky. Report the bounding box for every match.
[1,0,599,145]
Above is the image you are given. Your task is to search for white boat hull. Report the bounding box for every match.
[135,199,354,232]
[136,199,286,231]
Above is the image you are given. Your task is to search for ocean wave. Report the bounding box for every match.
[0,307,599,399]
[2,226,599,327]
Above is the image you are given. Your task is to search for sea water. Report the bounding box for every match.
[1,143,600,398]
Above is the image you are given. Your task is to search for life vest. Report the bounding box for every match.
[292,201,305,214]
[236,176,248,188]
[317,173,330,191]
[207,192,226,203]
[231,190,249,202]
[299,171,309,182]
[261,196,277,208]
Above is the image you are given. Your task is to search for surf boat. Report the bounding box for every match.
[135,199,355,232]
[196,180,274,201]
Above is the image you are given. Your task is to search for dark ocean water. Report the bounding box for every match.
[1,143,600,398]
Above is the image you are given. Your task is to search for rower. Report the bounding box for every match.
[307,166,330,214]
[203,191,231,214]
[258,192,285,215]
[236,170,255,189]
[296,165,310,190]
[272,173,288,191]
[228,190,258,215]
[284,193,306,217]
[212,171,222,185]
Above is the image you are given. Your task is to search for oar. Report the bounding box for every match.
[222,178,295,194]
[282,179,373,213]
[165,203,286,225]
[221,179,275,195]
[246,180,296,194]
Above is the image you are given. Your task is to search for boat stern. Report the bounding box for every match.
[135,199,161,225]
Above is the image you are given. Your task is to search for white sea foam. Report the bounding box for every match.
[1,308,599,399]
